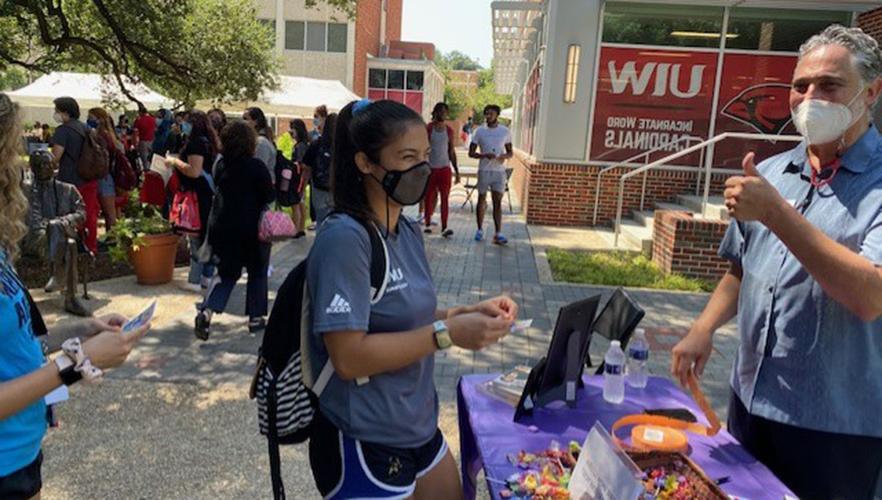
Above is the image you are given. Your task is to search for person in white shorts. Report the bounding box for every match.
[469,105,513,245]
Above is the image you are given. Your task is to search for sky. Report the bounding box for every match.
[401,0,495,67]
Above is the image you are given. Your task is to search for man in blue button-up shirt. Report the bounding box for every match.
[673,26,882,499]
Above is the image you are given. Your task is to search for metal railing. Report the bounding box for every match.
[592,136,704,226]
[613,132,804,247]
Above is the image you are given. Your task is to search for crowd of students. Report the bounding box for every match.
[0,89,520,498]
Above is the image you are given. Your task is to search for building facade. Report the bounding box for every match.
[256,0,402,96]
[495,0,881,230]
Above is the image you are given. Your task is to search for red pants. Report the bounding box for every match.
[424,167,452,229]
[77,180,100,252]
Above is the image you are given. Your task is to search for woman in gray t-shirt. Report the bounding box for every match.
[242,107,276,184]
[306,99,519,500]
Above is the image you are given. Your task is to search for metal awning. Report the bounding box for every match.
[491,0,545,94]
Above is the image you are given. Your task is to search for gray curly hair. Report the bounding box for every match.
[799,25,882,84]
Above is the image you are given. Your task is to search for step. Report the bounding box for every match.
[619,219,653,254]
[634,203,691,229]
[677,195,728,220]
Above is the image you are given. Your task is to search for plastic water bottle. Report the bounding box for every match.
[627,328,649,389]
[603,341,626,404]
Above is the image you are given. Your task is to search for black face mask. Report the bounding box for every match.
[371,161,432,206]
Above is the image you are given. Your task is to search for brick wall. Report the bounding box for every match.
[652,210,729,281]
[354,0,383,96]
[385,0,402,43]
[508,154,729,227]
[859,8,882,44]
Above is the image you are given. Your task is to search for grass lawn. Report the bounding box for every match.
[547,249,715,292]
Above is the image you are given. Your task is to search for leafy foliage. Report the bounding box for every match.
[0,67,27,91]
[547,249,715,292]
[0,0,280,107]
[435,50,482,72]
[105,192,172,263]
[471,68,512,125]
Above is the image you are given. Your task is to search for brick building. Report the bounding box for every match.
[256,0,442,119]
[493,0,880,279]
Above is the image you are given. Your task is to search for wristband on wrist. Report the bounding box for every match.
[54,354,82,386]
[61,337,103,383]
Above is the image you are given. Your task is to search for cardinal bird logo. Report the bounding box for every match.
[721,83,793,135]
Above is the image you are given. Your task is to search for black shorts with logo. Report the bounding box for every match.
[0,451,42,500]
[309,411,447,499]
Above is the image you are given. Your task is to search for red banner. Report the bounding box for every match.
[589,46,718,164]
[713,52,798,169]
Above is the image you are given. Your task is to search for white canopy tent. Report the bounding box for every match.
[213,75,360,118]
[8,71,173,110]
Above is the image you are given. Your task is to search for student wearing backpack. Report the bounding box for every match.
[306,99,518,499]
[50,97,100,252]
[302,113,336,227]
[87,107,126,233]
[164,111,218,292]
[0,92,152,500]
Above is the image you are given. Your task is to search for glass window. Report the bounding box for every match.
[328,23,348,53]
[387,70,405,89]
[727,8,852,52]
[285,21,304,50]
[369,69,387,89]
[602,2,724,49]
[307,22,327,51]
[406,71,424,91]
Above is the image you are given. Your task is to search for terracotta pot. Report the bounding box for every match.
[128,233,180,285]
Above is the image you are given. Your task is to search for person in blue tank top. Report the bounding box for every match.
[0,93,151,500]
[306,98,520,499]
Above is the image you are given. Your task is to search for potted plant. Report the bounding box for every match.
[107,192,179,285]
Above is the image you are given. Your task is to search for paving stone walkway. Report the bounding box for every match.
[37,150,737,499]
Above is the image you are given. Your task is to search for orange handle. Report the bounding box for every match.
[686,373,721,436]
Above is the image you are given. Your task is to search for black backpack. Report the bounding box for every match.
[274,150,302,207]
[310,143,332,192]
[251,214,390,500]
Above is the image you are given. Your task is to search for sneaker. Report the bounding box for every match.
[474,229,484,242]
[424,227,432,234]
[248,317,267,334]
[442,229,454,238]
[195,311,211,341]
[180,282,202,293]
[493,234,509,245]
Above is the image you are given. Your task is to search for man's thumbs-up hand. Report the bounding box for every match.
[724,152,785,224]
[742,152,760,177]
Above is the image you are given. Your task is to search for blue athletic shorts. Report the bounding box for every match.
[309,411,448,499]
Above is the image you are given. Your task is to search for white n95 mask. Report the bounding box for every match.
[791,88,866,145]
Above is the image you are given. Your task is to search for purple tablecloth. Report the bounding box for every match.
[457,374,795,499]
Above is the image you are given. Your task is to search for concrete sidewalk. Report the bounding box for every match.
[36,151,732,499]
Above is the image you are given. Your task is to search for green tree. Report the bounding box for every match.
[0,0,285,107]
[471,68,512,125]
[443,84,473,121]
[435,50,482,72]
[0,67,27,91]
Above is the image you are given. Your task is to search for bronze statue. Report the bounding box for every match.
[22,150,90,316]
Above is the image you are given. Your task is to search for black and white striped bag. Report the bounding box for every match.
[251,215,389,500]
